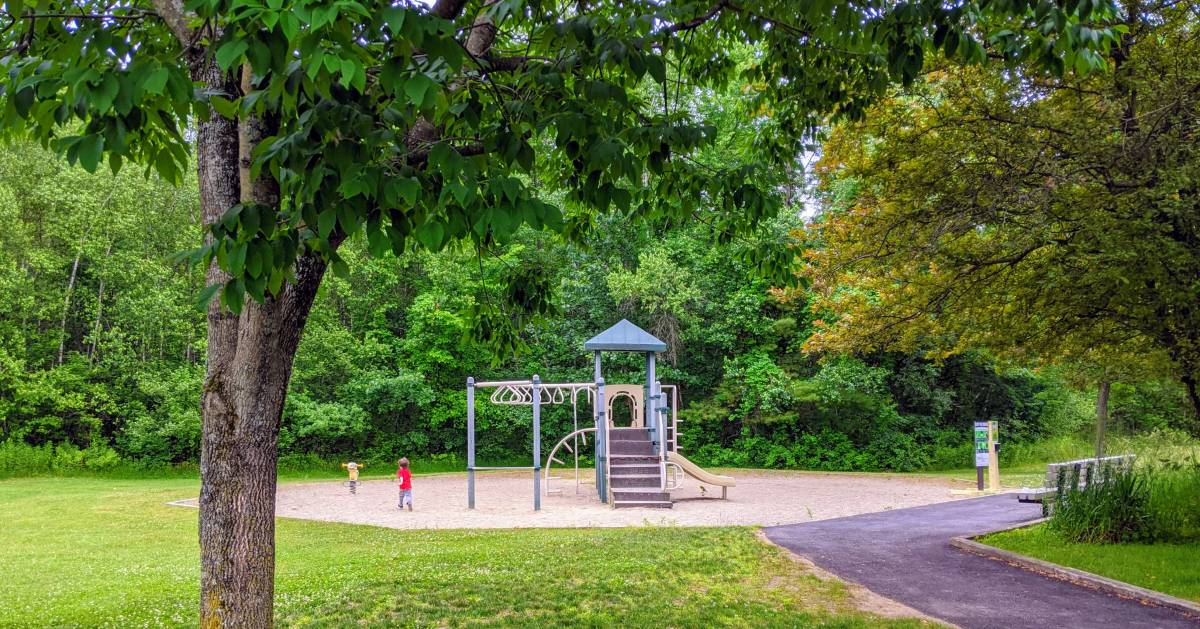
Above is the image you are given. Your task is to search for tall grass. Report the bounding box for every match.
[0,440,185,479]
[0,440,525,480]
[1049,458,1200,544]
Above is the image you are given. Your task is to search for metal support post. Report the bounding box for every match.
[533,375,542,511]
[646,352,658,456]
[594,351,606,502]
[467,377,476,509]
[596,376,607,503]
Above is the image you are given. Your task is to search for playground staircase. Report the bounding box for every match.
[608,427,671,509]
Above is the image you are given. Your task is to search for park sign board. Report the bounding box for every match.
[974,422,990,467]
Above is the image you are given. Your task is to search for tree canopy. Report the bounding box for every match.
[803,0,1200,417]
[3,0,1119,338]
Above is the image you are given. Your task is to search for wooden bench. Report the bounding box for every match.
[1016,454,1136,504]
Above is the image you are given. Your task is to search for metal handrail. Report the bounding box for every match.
[664,462,684,490]
[661,384,680,453]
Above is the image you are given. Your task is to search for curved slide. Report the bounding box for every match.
[667,451,735,488]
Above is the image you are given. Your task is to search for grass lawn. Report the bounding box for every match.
[980,524,1200,602]
[0,477,924,628]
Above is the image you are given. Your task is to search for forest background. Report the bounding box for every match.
[2,27,1197,476]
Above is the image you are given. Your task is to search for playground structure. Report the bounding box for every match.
[466,320,734,510]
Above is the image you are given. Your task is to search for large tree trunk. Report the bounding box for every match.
[1095,380,1110,459]
[189,52,290,627]
[194,48,316,625]
[150,1,325,623]
[198,260,325,628]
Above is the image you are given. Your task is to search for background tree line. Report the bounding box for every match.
[2,135,1194,474]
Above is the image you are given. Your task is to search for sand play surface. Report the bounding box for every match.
[233,469,971,530]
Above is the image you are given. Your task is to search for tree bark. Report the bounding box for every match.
[194,47,322,626]
[198,258,326,628]
[57,244,83,366]
[87,242,113,360]
[191,49,270,628]
[1095,380,1110,459]
[144,1,310,623]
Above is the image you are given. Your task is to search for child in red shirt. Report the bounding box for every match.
[396,457,413,511]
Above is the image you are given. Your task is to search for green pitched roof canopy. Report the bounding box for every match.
[583,319,667,352]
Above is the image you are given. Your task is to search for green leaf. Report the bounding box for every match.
[209,95,238,118]
[92,76,120,113]
[404,74,434,107]
[415,222,445,250]
[240,204,261,234]
[246,244,263,278]
[380,58,406,93]
[229,242,248,276]
[516,141,534,171]
[448,180,471,206]
[330,256,350,279]
[280,13,300,40]
[339,57,357,89]
[317,209,337,238]
[77,135,104,173]
[222,279,245,313]
[337,204,358,234]
[646,55,666,83]
[216,40,250,71]
[392,177,420,206]
[383,6,406,33]
[196,283,222,311]
[244,273,266,303]
[367,226,390,257]
[143,66,170,96]
[267,269,284,296]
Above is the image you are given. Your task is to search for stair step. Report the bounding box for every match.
[610,442,655,455]
[610,489,671,502]
[610,477,661,488]
[613,500,673,509]
[609,428,651,442]
[608,474,662,479]
[610,467,661,475]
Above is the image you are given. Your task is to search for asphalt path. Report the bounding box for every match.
[764,495,1198,629]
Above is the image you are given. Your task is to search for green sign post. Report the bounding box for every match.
[974,421,989,490]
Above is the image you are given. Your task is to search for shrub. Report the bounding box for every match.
[1144,459,1200,541]
[1050,464,1153,543]
[865,431,930,472]
[0,440,53,477]
[0,440,128,477]
[1049,459,1200,544]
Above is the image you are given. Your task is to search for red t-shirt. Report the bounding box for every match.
[396,467,412,490]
